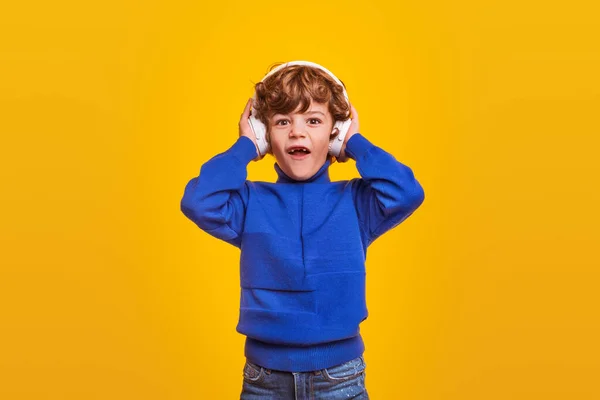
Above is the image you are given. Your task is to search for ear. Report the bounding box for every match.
[266,129,273,154]
[330,126,340,138]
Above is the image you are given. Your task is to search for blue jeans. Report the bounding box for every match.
[240,355,369,399]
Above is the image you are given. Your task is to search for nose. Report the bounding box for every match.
[289,121,307,137]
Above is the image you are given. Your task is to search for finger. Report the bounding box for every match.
[242,98,252,118]
[350,103,358,122]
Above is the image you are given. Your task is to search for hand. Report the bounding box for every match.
[335,103,359,163]
[239,98,264,162]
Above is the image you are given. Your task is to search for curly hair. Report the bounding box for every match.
[252,62,351,164]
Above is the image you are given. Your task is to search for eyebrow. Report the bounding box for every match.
[272,110,326,118]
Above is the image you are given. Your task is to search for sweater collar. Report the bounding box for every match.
[274,159,332,184]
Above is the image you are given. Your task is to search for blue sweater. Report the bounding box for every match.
[180,133,425,372]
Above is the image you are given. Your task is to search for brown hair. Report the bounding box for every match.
[252,62,351,164]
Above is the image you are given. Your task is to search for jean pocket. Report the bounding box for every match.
[243,360,265,383]
[321,355,366,382]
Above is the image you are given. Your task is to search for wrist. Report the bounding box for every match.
[344,133,373,160]
[233,135,260,163]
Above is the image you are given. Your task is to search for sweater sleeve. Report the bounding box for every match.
[344,133,425,246]
[180,136,258,248]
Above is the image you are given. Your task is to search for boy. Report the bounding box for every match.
[180,62,425,399]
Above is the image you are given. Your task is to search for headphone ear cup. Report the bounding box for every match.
[328,127,340,156]
[265,130,271,154]
[329,120,351,157]
[248,114,269,156]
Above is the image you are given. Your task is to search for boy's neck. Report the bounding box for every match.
[274,159,332,184]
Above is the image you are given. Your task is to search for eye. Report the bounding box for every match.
[274,119,289,126]
[308,118,322,124]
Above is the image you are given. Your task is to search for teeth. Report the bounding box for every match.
[289,148,308,154]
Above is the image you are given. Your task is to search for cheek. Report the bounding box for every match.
[271,141,286,156]
[316,134,332,152]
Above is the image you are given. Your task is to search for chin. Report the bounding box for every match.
[276,152,325,180]
[286,165,313,180]
[287,170,309,180]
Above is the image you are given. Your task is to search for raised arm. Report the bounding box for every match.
[345,133,425,246]
[180,135,258,248]
[181,98,263,248]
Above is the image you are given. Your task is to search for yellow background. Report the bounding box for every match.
[1,0,599,398]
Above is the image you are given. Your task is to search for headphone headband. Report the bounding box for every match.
[254,60,349,102]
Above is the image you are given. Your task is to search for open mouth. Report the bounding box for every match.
[287,147,311,160]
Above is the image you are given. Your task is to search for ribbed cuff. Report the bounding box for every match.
[231,136,258,164]
[344,133,375,160]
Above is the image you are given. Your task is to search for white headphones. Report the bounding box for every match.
[247,61,353,158]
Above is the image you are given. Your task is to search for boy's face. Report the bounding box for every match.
[268,101,334,181]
